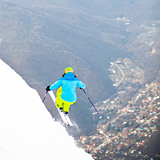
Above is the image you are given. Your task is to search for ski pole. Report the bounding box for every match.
[82,89,102,119]
[42,91,48,103]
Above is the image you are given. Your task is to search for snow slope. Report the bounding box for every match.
[0,59,93,160]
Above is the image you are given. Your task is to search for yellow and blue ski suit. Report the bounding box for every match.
[49,72,85,112]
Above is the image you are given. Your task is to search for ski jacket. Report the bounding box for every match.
[49,72,85,102]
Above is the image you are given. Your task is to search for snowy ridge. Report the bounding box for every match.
[0,59,93,160]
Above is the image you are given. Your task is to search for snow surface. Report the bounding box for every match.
[0,59,93,160]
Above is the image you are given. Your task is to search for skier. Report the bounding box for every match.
[46,67,85,114]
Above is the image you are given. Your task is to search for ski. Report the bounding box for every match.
[48,91,74,127]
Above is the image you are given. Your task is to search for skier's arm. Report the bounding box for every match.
[77,80,85,89]
[49,80,62,90]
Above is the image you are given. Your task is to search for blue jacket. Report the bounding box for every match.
[49,72,85,102]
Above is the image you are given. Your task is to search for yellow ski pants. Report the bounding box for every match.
[56,87,75,112]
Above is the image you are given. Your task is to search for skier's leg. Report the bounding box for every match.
[56,96,63,109]
[56,87,63,109]
[56,86,62,97]
[63,101,75,113]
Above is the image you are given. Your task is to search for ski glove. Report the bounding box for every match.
[46,86,51,91]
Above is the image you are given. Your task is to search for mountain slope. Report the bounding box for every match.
[0,59,93,160]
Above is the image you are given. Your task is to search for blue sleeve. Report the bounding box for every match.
[49,79,62,90]
[77,80,85,89]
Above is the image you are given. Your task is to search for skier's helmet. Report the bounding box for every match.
[64,67,74,74]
